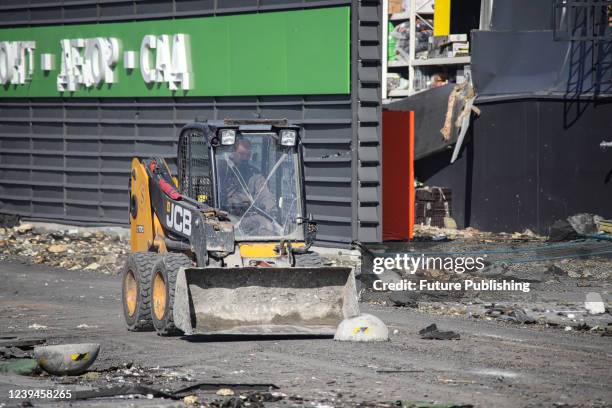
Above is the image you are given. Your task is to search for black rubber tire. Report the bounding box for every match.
[121,252,159,332]
[150,253,193,336]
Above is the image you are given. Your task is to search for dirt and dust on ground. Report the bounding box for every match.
[0,215,611,407]
[360,218,612,336]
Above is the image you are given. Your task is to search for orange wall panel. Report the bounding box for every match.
[382,110,414,241]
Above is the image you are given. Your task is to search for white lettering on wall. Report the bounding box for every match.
[57,37,120,92]
[140,34,191,90]
[0,41,36,85]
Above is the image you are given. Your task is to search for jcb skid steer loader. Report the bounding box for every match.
[122,120,359,336]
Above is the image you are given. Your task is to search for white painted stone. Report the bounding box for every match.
[334,313,389,342]
[585,292,606,315]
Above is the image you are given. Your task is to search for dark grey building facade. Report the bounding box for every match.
[0,0,384,246]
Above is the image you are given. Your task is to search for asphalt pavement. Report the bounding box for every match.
[0,261,611,407]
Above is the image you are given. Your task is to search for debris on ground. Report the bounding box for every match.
[0,338,47,361]
[0,214,20,228]
[390,291,419,308]
[0,358,38,375]
[567,213,602,236]
[395,401,474,408]
[69,385,177,401]
[76,324,98,329]
[549,219,580,242]
[0,223,128,274]
[63,380,283,407]
[183,394,199,405]
[414,224,545,242]
[172,382,278,396]
[207,391,283,408]
[484,304,536,324]
[418,301,612,333]
[418,324,460,340]
[478,264,552,283]
[585,292,606,315]
[0,337,46,349]
[216,387,235,396]
[362,226,611,337]
[550,213,604,241]
[81,371,101,381]
[0,346,29,359]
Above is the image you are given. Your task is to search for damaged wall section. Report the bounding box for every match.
[416,98,612,234]
[415,0,612,234]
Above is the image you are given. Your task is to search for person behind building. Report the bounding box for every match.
[431,73,448,88]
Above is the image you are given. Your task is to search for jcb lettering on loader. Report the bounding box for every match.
[121,119,359,337]
[166,202,192,236]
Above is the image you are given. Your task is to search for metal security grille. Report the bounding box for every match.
[554,0,612,41]
[0,0,383,245]
[177,129,213,205]
[554,0,612,97]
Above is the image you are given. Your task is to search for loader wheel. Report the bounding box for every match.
[122,252,159,332]
[151,253,193,336]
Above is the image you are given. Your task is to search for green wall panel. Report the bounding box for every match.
[0,7,350,97]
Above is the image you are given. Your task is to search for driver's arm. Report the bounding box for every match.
[248,174,276,214]
[220,159,251,215]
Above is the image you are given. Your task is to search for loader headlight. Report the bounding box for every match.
[219,129,236,145]
[280,129,297,146]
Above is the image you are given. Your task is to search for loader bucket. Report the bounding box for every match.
[173,266,360,335]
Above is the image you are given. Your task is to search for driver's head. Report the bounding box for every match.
[231,138,252,166]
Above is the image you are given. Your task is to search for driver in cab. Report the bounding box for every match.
[218,138,277,232]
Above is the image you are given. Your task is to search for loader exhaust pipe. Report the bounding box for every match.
[173,267,359,335]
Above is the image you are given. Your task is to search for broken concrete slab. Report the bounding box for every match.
[567,213,602,236]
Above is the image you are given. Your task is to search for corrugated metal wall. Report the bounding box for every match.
[0,0,382,246]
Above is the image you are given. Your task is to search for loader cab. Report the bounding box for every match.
[178,121,305,242]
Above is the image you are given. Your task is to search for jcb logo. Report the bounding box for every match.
[166,202,192,236]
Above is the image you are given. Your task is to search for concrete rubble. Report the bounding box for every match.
[0,222,128,275]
